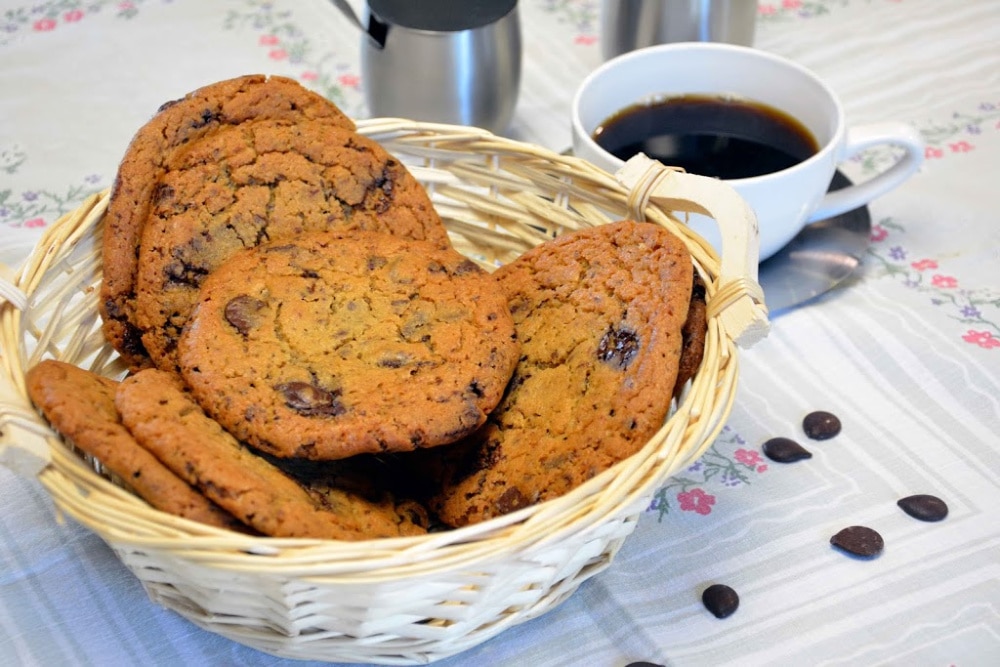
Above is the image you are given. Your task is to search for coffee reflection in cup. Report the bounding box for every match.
[592,95,820,180]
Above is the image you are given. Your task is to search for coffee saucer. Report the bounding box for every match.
[758,171,871,315]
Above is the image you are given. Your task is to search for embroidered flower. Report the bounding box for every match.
[911,258,938,271]
[64,9,84,22]
[268,48,288,60]
[677,488,716,516]
[33,18,56,31]
[758,4,777,15]
[574,34,597,45]
[782,0,802,8]
[962,330,1000,349]
[889,246,907,261]
[960,305,981,318]
[757,464,768,473]
[734,448,762,468]
[338,73,360,88]
[300,70,318,81]
[259,34,279,45]
[871,224,888,242]
[949,140,974,153]
[24,217,46,228]
[931,274,958,288]
[925,146,944,159]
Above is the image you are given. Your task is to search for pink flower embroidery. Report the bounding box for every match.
[118,1,135,9]
[782,0,802,8]
[962,330,1000,349]
[677,488,716,516]
[911,258,938,271]
[24,217,46,228]
[758,4,777,15]
[574,35,597,45]
[931,274,957,288]
[33,18,57,31]
[259,34,279,46]
[949,140,974,153]
[268,49,288,61]
[925,146,944,159]
[64,9,84,22]
[734,448,762,468]
[870,224,888,242]
[300,71,318,82]
[757,465,768,473]
[337,73,360,88]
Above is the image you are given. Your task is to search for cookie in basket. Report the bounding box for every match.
[101,74,357,370]
[131,117,449,371]
[115,369,428,539]
[176,229,519,461]
[424,221,695,527]
[675,274,708,397]
[24,360,246,531]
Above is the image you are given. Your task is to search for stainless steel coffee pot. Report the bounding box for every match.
[331,0,522,134]
[601,0,757,60]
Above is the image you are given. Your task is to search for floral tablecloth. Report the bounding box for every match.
[2,1,999,665]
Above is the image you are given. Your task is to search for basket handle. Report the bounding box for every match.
[614,154,770,348]
[0,262,52,477]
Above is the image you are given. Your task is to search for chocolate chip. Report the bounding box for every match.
[897,494,948,522]
[803,410,841,440]
[762,437,812,463]
[495,486,531,514]
[830,525,884,558]
[597,325,640,370]
[274,381,345,417]
[224,295,266,335]
[702,583,739,619]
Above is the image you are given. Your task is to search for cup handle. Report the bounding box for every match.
[808,122,925,222]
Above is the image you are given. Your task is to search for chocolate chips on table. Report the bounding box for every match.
[830,525,884,558]
[701,583,740,619]
[897,494,949,522]
[802,410,841,440]
[762,436,812,463]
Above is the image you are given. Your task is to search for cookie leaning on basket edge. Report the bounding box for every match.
[0,72,769,664]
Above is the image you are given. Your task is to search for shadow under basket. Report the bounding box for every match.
[0,119,768,664]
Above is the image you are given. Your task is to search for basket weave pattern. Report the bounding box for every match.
[0,120,760,664]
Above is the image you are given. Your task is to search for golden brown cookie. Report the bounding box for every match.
[24,360,244,530]
[176,229,519,461]
[131,117,448,370]
[425,221,694,527]
[114,369,428,540]
[100,74,356,369]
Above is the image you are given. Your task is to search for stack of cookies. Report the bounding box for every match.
[26,75,706,539]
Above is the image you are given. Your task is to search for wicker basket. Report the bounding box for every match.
[0,119,768,664]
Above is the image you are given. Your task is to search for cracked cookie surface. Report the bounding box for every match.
[115,369,428,539]
[132,117,448,370]
[25,360,244,530]
[101,74,357,370]
[177,230,518,461]
[424,221,694,527]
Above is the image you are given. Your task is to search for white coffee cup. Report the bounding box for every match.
[571,42,925,261]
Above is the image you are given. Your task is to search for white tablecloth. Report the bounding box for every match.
[2,1,999,665]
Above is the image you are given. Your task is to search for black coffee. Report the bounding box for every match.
[592,95,820,179]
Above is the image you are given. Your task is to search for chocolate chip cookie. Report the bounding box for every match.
[177,229,519,461]
[101,74,357,369]
[114,369,428,539]
[425,221,694,527]
[24,360,244,530]
[130,117,447,371]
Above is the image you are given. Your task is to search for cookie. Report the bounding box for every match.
[132,117,448,370]
[24,360,244,530]
[114,369,427,540]
[674,274,707,397]
[101,74,357,369]
[177,230,519,461]
[425,221,694,527]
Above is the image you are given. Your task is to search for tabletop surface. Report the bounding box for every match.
[1,1,999,665]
